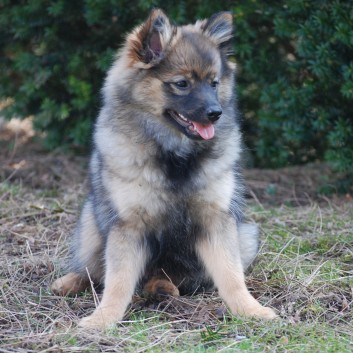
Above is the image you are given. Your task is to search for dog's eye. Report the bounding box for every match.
[211,80,219,88]
[174,80,189,89]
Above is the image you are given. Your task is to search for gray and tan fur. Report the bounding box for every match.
[52,9,277,328]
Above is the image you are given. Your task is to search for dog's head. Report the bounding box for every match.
[113,9,235,142]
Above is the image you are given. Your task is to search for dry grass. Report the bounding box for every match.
[0,120,352,352]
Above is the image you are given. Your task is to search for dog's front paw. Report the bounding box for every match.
[237,304,278,320]
[78,309,118,329]
[248,305,278,320]
[229,298,278,320]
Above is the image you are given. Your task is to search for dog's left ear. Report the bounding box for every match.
[202,12,233,52]
[128,9,174,68]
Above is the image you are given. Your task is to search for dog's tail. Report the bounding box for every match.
[238,223,259,270]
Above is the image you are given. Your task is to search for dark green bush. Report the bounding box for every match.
[0,0,145,148]
[233,1,353,173]
[1,0,352,174]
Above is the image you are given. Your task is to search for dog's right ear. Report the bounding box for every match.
[127,9,174,68]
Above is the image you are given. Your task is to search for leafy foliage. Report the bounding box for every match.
[233,1,353,173]
[1,0,352,173]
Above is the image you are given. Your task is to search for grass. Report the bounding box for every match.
[0,125,352,352]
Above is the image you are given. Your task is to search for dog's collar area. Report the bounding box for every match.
[166,110,215,140]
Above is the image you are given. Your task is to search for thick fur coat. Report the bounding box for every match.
[52,9,276,328]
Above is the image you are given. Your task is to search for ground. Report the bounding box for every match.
[0,120,352,352]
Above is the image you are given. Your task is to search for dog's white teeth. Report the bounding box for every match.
[178,113,188,122]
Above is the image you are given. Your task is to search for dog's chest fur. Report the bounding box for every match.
[93,126,238,226]
[156,145,212,192]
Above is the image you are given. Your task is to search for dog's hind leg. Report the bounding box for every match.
[238,223,259,270]
[51,272,88,296]
[51,199,104,296]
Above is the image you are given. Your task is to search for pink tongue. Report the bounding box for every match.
[192,122,215,140]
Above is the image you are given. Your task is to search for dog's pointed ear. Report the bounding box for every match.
[202,12,233,52]
[127,9,174,67]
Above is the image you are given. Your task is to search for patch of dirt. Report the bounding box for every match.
[0,119,87,190]
[244,164,352,207]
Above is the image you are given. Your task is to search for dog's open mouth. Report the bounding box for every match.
[166,110,215,140]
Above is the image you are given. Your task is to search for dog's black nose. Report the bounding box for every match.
[207,107,222,122]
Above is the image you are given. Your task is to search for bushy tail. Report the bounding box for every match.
[238,223,259,270]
